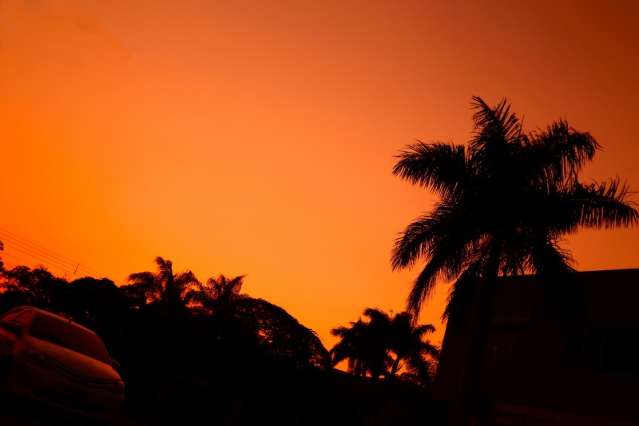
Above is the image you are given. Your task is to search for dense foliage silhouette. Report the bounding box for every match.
[0,252,435,425]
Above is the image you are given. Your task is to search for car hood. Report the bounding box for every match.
[22,337,122,384]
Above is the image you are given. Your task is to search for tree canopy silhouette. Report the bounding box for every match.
[0,252,334,424]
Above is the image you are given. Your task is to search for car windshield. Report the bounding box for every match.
[30,314,111,364]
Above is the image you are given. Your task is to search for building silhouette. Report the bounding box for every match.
[435,268,639,426]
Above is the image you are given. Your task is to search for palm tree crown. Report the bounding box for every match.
[184,274,246,312]
[124,256,201,309]
[392,96,638,317]
[330,308,438,384]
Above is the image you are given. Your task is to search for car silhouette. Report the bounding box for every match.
[0,306,124,419]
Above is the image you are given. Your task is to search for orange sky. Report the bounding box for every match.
[1,0,638,348]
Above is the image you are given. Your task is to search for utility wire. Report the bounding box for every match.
[0,227,81,266]
[2,250,71,277]
[5,243,75,274]
[0,233,78,269]
[0,227,101,278]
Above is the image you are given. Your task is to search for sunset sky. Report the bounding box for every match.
[1,0,638,347]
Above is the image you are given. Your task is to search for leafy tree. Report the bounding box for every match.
[67,277,129,326]
[232,297,329,369]
[186,274,329,369]
[0,264,69,312]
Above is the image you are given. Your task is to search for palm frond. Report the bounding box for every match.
[363,308,390,324]
[420,340,440,358]
[227,275,245,295]
[392,142,467,198]
[529,236,575,274]
[330,324,354,337]
[391,201,460,270]
[183,289,207,305]
[572,179,639,229]
[127,271,156,286]
[175,270,200,287]
[208,274,245,301]
[404,353,435,385]
[406,227,486,315]
[153,256,172,283]
[414,323,436,336]
[406,257,444,315]
[526,120,599,183]
[470,96,522,152]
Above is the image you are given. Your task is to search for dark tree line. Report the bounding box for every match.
[0,253,337,425]
[0,251,437,425]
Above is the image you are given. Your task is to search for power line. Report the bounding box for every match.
[0,228,101,278]
[2,242,93,278]
[4,243,75,274]
[0,228,98,276]
[2,250,72,277]
[0,227,81,266]
[0,233,78,269]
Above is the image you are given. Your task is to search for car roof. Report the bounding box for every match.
[3,305,99,337]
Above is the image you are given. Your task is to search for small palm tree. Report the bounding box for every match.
[125,256,201,310]
[330,308,438,383]
[387,311,439,382]
[185,274,245,313]
[330,317,388,378]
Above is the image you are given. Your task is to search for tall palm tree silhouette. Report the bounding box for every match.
[330,308,438,383]
[392,96,638,420]
[125,256,201,310]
